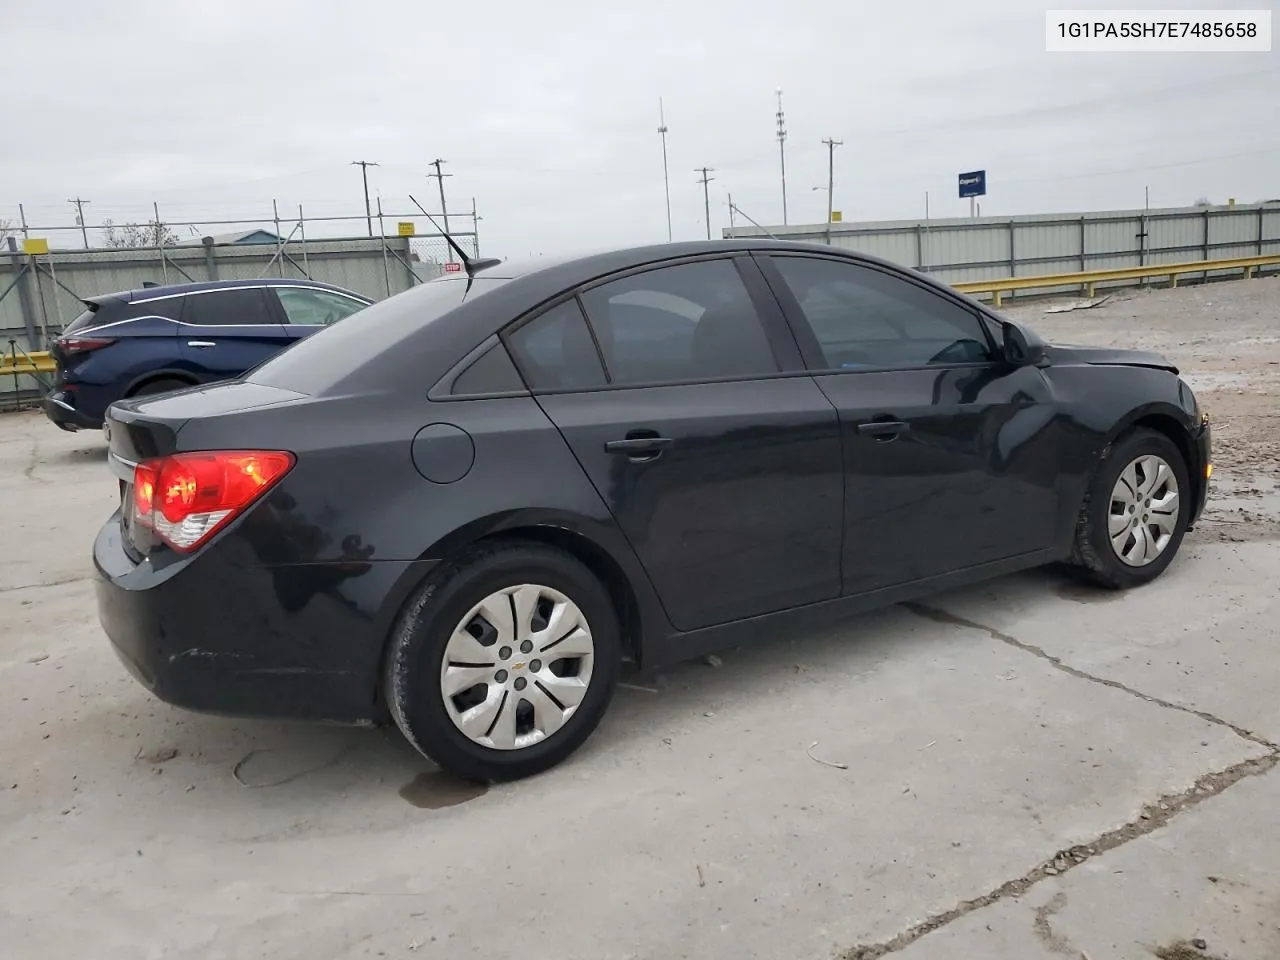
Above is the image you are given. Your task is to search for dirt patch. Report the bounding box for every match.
[1152,939,1222,960]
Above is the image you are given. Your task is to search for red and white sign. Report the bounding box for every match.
[444,261,463,273]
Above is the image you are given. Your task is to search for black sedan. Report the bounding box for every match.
[94,240,1211,782]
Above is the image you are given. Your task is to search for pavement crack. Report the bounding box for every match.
[23,439,49,484]
[0,575,90,594]
[901,601,1278,752]
[834,602,1280,960]
[838,749,1277,959]
[1033,892,1077,956]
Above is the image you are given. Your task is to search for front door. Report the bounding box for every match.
[177,287,292,379]
[757,252,1064,595]
[504,257,844,632]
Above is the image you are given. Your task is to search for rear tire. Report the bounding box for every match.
[1069,427,1190,589]
[129,377,193,398]
[384,540,621,782]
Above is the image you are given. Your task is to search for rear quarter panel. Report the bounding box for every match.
[170,390,664,699]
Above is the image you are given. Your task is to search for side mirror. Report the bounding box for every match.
[1002,321,1048,367]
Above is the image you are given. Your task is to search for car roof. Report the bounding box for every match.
[88,277,371,305]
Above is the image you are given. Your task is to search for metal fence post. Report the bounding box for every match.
[1008,221,1016,278]
[914,223,924,270]
[154,202,170,284]
[5,236,39,347]
[1079,217,1086,272]
[1259,205,1266,257]
[202,236,219,280]
[298,204,311,278]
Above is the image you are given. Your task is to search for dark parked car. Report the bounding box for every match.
[94,240,1211,782]
[43,278,372,431]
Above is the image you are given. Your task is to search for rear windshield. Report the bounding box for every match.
[246,276,508,394]
[61,303,102,335]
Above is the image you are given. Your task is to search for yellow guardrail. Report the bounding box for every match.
[0,350,56,377]
[952,253,1280,307]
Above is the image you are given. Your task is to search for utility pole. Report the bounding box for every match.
[821,137,842,244]
[351,161,378,237]
[658,98,673,242]
[695,167,715,240]
[67,197,90,248]
[775,89,788,225]
[429,158,453,235]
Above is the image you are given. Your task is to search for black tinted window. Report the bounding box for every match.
[579,259,778,385]
[450,342,526,396]
[181,288,274,327]
[770,257,994,370]
[123,297,183,321]
[506,299,606,391]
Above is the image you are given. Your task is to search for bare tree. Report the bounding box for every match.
[0,218,11,247]
[1193,196,1213,207]
[102,218,179,248]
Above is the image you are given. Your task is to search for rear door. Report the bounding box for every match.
[756,252,1064,595]
[504,255,845,633]
[269,285,370,342]
[178,287,290,379]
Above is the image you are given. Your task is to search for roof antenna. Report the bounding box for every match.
[408,194,501,277]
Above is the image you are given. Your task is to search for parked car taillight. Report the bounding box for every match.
[58,336,116,356]
[132,450,294,552]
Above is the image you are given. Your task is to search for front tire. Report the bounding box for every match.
[384,541,621,782]
[1070,427,1191,589]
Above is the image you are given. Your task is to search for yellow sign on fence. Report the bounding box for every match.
[23,237,49,255]
[397,222,416,237]
[830,211,842,223]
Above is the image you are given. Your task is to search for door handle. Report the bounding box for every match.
[857,420,910,442]
[604,435,673,460]
[187,340,216,348]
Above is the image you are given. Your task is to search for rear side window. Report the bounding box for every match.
[450,342,526,396]
[181,289,274,326]
[506,299,607,392]
[578,258,779,385]
[122,297,183,321]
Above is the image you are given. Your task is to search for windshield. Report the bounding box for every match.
[246,276,508,394]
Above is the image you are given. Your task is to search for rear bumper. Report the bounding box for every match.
[43,391,101,431]
[92,515,422,725]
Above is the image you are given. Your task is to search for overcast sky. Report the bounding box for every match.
[3,0,1278,257]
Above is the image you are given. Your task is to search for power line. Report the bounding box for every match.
[695,167,715,240]
[429,159,453,236]
[350,161,378,237]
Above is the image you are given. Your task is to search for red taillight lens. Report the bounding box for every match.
[132,450,294,552]
[58,336,116,356]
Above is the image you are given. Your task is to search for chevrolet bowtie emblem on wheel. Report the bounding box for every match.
[512,662,526,670]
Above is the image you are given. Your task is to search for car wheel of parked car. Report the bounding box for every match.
[130,377,192,397]
[1071,427,1190,589]
[384,540,621,782]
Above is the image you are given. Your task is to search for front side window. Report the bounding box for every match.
[275,287,366,326]
[578,258,779,385]
[769,256,994,370]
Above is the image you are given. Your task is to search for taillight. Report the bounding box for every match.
[58,336,116,356]
[131,450,294,552]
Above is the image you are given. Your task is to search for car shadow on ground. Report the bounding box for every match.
[41,441,107,467]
